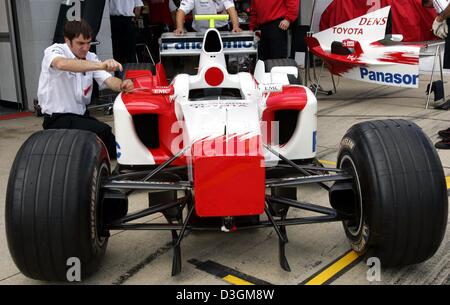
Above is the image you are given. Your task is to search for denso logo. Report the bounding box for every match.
[360,68,418,85]
[358,17,388,26]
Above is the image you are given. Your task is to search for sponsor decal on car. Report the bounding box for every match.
[360,68,419,86]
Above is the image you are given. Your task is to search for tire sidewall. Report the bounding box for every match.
[82,140,110,275]
[338,148,371,254]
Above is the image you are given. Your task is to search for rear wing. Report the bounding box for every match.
[313,6,391,52]
[160,31,258,57]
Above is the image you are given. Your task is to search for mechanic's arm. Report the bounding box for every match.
[175,10,186,35]
[169,0,178,24]
[52,57,123,73]
[227,7,242,33]
[437,4,450,21]
[134,7,142,18]
[134,0,144,18]
[280,0,299,30]
[103,77,134,93]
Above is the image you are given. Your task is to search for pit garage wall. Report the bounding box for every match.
[15,0,113,111]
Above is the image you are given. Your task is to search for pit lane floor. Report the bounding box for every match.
[1,74,449,285]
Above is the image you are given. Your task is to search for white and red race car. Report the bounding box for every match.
[6,16,448,281]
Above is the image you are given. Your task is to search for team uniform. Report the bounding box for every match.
[179,0,235,32]
[432,0,450,13]
[250,0,299,60]
[148,0,175,26]
[432,0,450,68]
[110,0,144,64]
[169,0,179,12]
[37,43,117,158]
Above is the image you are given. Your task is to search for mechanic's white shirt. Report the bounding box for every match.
[169,0,178,12]
[37,43,112,116]
[433,0,450,13]
[110,0,144,16]
[179,0,235,32]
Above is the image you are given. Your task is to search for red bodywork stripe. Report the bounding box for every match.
[262,86,308,145]
[122,66,185,165]
[0,112,34,121]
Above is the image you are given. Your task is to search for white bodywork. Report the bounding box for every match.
[114,29,317,166]
[311,6,422,88]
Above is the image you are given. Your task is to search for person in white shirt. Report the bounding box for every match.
[423,0,450,38]
[38,20,134,159]
[174,0,242,34]
[423,0,450,144]
[109,0,144,64]
[170,0,180,24]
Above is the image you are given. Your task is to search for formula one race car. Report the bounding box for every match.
[6,16,448,282]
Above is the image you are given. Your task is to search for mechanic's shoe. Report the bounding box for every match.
[435,137,450,149]
[435,99,450,110]
[426,80,444,101]
[438,127,450,138]
[426,80,450,109]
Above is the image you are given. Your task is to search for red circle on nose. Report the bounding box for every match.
[205,67,224,87]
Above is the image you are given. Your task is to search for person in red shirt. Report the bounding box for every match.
[148,0,175,27]
[250,0,299,60]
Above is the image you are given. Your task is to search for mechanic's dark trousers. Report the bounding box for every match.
[445,19,450,69]
[43,112,117,159]
[110,15,137,64]
[258,18,288,61]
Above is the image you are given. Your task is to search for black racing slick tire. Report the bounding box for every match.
[264,58,302,85]
[5,130,111,281]
[337,120,448,267]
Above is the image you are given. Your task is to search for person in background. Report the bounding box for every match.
[250,0,299,61]
[148,0,175,29]
[174,0,242,34]
[423,0,450,149]
[110,0,144,64]
[38,20,134,159]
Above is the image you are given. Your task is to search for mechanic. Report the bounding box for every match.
[170,0,180,24]
[250,0,299,61]
[423,0,450,148]
[110,0,144,64]
[174,0,242,35]
[147,0,176,28]
[37,20,134,159]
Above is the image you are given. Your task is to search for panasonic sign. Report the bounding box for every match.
[360,68,418,86]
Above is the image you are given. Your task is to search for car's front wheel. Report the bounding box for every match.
[337,120,448,267]
[6,129,110,281]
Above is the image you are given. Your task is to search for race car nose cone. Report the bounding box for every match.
[205,67,224,87]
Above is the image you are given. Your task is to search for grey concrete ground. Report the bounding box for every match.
[0,74,449,285]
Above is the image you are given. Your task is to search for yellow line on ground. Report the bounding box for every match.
[305,251,361,285]
[223,275,254,285]
[319,160,337,166]
[447,177,450,190]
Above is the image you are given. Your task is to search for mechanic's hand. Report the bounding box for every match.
[102,59,123,72]
[232,27,243,33]
[120,79,134,93]
[174,28,185,36]
[279,19,290,31]
[433,17,448,39]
